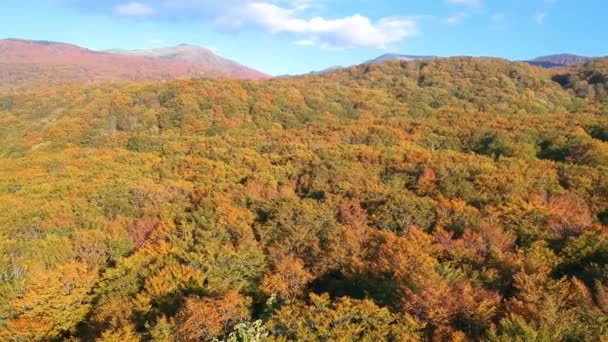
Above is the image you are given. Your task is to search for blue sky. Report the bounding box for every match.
[1,0,606,75]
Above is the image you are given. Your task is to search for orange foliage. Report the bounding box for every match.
[261,255,313,301]
[176,290,251,341]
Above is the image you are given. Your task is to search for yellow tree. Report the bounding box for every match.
[0,262,97,341]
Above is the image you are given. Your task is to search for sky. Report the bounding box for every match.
[1,0,607,75]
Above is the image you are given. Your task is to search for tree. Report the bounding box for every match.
[0,262,97,341]
[268,293,422,341]
[261,255,313,301]
[175,290,251,341]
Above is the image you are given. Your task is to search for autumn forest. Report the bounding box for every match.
[0,56,607,341]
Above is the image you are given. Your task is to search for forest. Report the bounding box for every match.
[0,57,607,341]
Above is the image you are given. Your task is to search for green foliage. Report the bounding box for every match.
[471,130,515,159]
[126,135,163,153]
[366,191,436,233]
[268,293,422,341]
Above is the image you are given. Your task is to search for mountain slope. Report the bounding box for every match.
[104,44,267,80]
[301,53,600,76]
[299,54,436,76]
[306,53,600,76]
[0,57,607,341]
[366,53,437,64]
[0,39,268,93]
[525,54,594,68]
[306,66,344,75]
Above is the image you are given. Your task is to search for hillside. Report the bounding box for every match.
[0,39,268,93]
[359,53,598,70]
[366,53,437,63]
[303,53,593,76]
[0,58,606,341]
[552,57,608,105]
[105,44,267,80]
[526,54,595,68]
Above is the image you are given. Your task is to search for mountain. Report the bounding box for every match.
[307,66,344,75]
[0,56,607,341]
[299,54,436,76]
[305,53,600,76]
[300,52,599,77]
[525,54,594,68]
[366,53,437,64]
[104,44,266,80]
[0,39,268,93]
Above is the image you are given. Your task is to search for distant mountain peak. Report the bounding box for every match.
[366,53,437,64]
[105,44,212,55]
[6,38,62,45]
[300,54,437,76]
[301,52,602,76]
[0,39,268,92]
[531,53,590,61]
[4,38,86,49]
[104,45,267,79]
[525,54,594,68]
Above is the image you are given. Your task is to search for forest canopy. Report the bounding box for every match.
[0,57,607,341]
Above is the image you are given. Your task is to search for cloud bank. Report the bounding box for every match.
[51,0,419,49]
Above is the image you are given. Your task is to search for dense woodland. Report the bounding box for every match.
[0,57,607,341]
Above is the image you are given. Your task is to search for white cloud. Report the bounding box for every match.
[535,12,546,25]
[236,3,418,49]
[163,0,318,14]
[115,2,155,16]
[55,0,420,49]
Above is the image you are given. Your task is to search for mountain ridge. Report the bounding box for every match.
[364,52,599,68]
[525,53,595,68]
[366,53,438,64]
[1,38,604,87]
[103,45,265,79]
[300,52,599,76]
[0,39,268,93]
